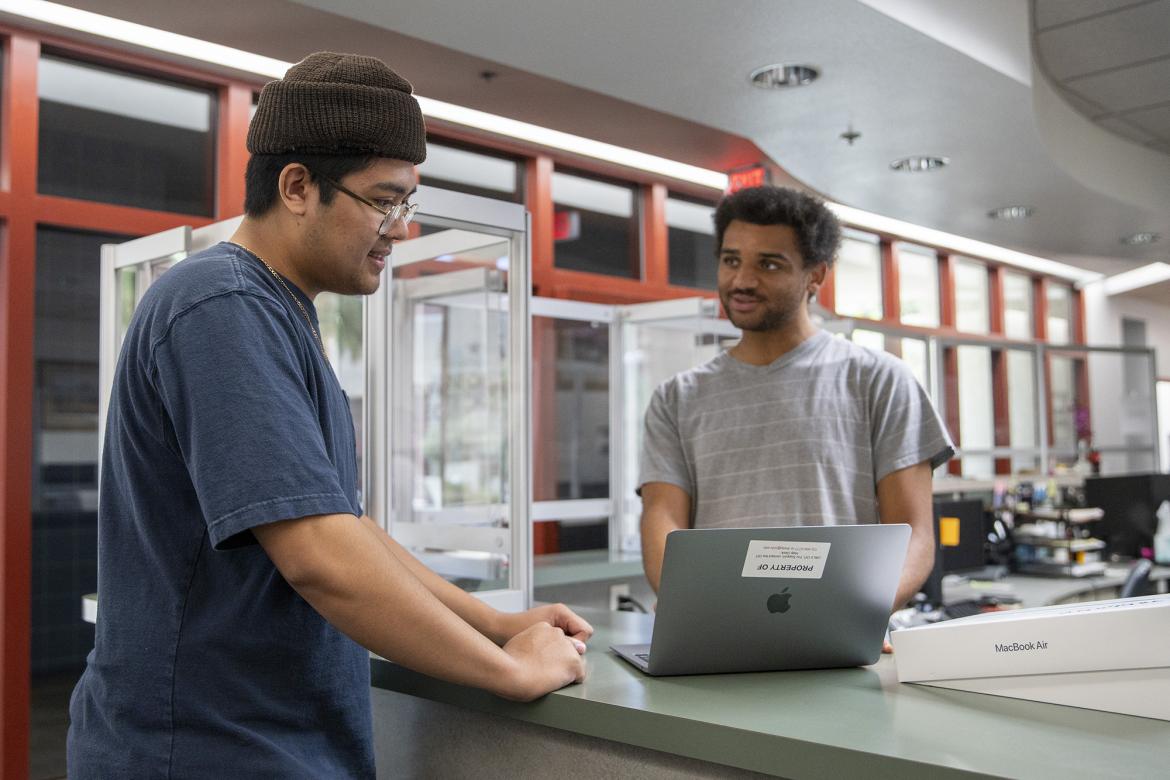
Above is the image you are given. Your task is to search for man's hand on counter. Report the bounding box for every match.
[497,622,588,702]
[491,603,593,650]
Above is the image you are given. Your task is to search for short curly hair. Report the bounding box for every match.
[714,186,842,269]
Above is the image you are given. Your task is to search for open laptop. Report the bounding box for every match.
[612,524,910,676]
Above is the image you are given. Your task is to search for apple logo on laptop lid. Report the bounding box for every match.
[767,587,792,614]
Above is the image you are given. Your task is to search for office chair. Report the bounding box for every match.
[1120,559,1153,599]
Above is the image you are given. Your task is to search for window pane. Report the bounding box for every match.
[957,345,993,477]
[418,142,522,202]
[1049,354,1077,454]
[896,244,939,327]
[1087,348,1156,474]
[532,317,611,503]
[893,245,940,327]
[953,259,989,334]
[388,225,518,595]
[1158,380,1170,473]
[554,321,610,502]
[1003,272,1033,339]
[37,55,215,215]
[316,293,365,500]
[858,334,931,396]
[666,195,717,289]
[33,227,127,678]
[897,337,930,391]
[417,305,508,507]
[852,328,885,353]
[1046,283,1073,344]
[552,169,639,278]
[1007,350,1038,473]
[834,232,882,320]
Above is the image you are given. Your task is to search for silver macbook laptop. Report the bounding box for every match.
[612,524,910,676]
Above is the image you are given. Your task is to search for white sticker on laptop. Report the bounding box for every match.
[741,540,831,579]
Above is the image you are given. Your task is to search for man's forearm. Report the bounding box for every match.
[639,484,693,593]
[359,515,505,642]
[640,512,679,593]
[875,462,936,610]
[893,529,935,609]
[271,517,524,695]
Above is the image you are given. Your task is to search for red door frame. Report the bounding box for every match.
[1,34,40,777]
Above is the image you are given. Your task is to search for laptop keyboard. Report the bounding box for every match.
[635,653,650,662]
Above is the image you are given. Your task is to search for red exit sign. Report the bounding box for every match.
[726,165,770,194]
[553,210,581,241]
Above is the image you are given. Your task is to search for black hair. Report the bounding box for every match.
[713,186,842,269]
[243,153,378,217]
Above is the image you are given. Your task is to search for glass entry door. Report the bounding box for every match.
[366,186,531,610]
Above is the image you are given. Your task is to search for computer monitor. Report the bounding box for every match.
[919,499,988,606]
[934,499,988,572]
[1084,473,1170,558]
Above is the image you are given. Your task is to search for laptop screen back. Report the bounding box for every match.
[643,524,909,675]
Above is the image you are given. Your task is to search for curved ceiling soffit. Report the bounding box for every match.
[1031,59,1170,214]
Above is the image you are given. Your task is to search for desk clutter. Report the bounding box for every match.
[1012,506,1106,578]
[925,473,1170,593]
[996,478,1111,578]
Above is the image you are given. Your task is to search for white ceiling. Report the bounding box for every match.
[30,0,1170,296]
[1035,0,1170,154]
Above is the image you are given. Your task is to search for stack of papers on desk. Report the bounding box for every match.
[890,594,1170,720]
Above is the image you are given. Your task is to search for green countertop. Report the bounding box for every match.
[371,609,1170,779]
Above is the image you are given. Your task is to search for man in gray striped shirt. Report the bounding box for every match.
[640,186,953,610]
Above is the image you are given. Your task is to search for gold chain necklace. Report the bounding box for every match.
[230,241,328,361]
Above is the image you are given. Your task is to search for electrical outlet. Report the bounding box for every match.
[608,583,630,611]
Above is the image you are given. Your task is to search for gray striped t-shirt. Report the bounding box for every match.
[639,330,953,528]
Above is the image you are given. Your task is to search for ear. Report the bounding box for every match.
[277,163,315,217]
[806,261,829,297]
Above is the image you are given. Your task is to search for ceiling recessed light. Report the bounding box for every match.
[890,156,949,172]
[1120,232,1159,246]
[749,64,819,89]
[988,206,1034,220]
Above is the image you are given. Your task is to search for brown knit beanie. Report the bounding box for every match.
[248,51,426,163]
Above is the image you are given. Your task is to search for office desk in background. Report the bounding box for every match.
[943,564,1170,610]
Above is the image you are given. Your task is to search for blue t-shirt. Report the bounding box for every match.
[68,243,372,778]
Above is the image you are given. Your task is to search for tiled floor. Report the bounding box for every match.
[30,671,77,780]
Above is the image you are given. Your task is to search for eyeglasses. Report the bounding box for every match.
[314,173,419,235]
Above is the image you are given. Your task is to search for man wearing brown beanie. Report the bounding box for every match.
[67,52,589,779]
